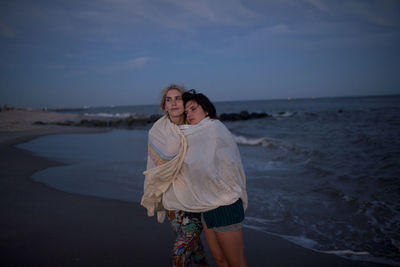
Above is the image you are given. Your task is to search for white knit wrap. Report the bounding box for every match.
[163,118,247,213]
[141,117,247,223]
[141,115,187,222]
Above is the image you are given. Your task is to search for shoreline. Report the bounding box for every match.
[0,112,387,265]
[0,126,177,266]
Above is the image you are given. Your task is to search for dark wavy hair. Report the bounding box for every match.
[182,89,217,119]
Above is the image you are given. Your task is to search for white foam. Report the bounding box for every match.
[233,135,280,148]
[343,195,353,202]
[280,234,319,249]
[324,250,370,256]
[242,225,265,232]
[245,216,283,224]
[242,223,399,266]
[272,111,295,119]
[233,135,265,145]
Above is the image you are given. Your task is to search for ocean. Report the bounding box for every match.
[18,95,400,265]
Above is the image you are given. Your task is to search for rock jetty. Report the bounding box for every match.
[33,110,269,129]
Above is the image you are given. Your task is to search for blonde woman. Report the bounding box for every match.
[142,84,207,266]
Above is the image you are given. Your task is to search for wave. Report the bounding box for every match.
[244,221,370,259]
[244,216,400,266]
[233,134,320,159]
[271,111,296,119]
[325,250,370,256]
[233,135,280,148]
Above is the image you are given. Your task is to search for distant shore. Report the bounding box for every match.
[0,109,385,266]
[0,108,82,132]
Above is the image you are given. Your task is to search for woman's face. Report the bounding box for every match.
[165,89,184,119]
[185,100,208,125]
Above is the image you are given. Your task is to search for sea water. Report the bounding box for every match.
[18,95,400,265]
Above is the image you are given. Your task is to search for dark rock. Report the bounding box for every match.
[80,119,90,126]
[148,114,162,123]
[56,120,75,126]
[219,111,268,121]
[109,119,123,127]
[218,113,230,121]
[93,120,108,127]
[47,110,268,129]
[79,119,108,127]
[240,110,250,120]
[226,113,242,121]
[250,112,268,119]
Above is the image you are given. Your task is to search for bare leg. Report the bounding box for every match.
[215,229,247,267]
[203,223,229,267]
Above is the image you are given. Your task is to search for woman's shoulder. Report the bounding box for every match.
[208,119,232,136]
[149,115,171,134]
[210,119,228,130]
[208,119,238,150]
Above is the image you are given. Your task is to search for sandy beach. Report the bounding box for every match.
[0,109,385,266]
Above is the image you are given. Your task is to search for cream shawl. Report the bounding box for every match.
[163,118,248,213]
[141,115,187,222]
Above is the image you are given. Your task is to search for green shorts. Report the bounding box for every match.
[201,198,245,232]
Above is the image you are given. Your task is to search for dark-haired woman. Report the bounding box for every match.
[163,90,248,267]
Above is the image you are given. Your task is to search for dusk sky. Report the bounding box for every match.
[1,0,399,108]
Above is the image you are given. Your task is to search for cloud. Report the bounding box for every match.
[125,57,152,69]
[303,0,330,13]
[98,56,154,73]
[301,0,400,27]
[166,0,262,27]
[93,0,261,32]
[267,24,291,34]
[348,1,399,27]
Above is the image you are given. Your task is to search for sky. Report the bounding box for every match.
[1,0,400,108]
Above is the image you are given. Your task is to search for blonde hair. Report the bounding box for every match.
[160,84,186,113]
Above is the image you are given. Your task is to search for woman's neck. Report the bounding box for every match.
[169,115,185,125]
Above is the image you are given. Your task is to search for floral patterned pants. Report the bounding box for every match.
[168,210,208,267]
